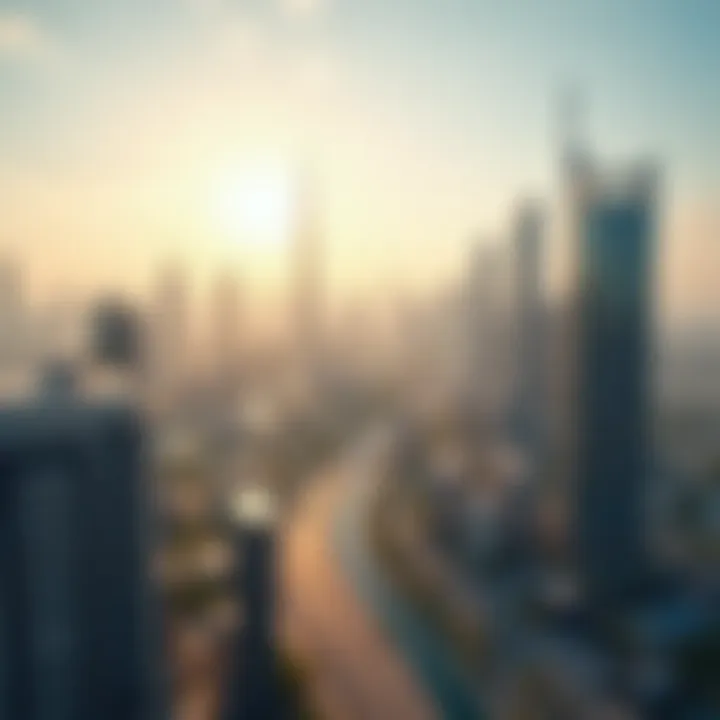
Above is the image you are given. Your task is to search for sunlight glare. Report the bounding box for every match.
[212,162,293,248]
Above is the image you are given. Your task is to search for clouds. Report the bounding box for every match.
[0,12,54,63]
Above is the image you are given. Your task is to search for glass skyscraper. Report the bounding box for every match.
[571,162,657,610]
[0,382,166,720]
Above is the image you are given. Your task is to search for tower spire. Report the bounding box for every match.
[559,86,584,160]
[558,86,591,192]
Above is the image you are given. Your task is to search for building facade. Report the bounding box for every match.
[572,163,657,609]
[224,487,278,720]
[0,388,166,720]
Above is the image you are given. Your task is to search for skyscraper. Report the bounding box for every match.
[152,263,190,407]
[0,369,167,720]
[290,178,323,375]
[512,201,545,467]
[465,241,512,415]
[91,298,144,372]
[211,270,242,384]
[570,161,657,610]
[0,257,25,368]
[223,486,278,720]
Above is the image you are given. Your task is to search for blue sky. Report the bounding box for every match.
[0,0,717,320]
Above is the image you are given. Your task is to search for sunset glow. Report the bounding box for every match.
[211,163,293,249]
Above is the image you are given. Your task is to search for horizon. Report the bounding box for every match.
[0,0,718,327]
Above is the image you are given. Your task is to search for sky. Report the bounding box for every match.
[0,0,718,325]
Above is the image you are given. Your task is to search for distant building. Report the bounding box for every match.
[211,271,242,383]
[570,160,658,609]
[151,263,191,407]
[0,257,25,368]
[91,298,144,371]
[291,179,324,375]
[511,201,545,467]
[223,487,278,720]
[0,370,167,720]
[465,241,512,415]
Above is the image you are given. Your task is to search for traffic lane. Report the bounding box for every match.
[280,466,436,720]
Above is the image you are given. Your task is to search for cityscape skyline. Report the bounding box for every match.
[0,4,718,717]
[0,0,717,327]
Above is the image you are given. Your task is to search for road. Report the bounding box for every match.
[280,460,437,720]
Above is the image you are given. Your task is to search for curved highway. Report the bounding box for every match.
[280,460,436,720]
[281,431,483,719]
[332,434,484,720]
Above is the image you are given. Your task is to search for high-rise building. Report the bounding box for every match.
[152,263,190,406]
[0,369,167,720]
[0,257,25,368]
[91,298,144,372]
[290,179,323,374]
[465,241,512,415]
[511,202,545,467]
[211,271,242,383]
[223,487,278,720]
[570,160,657,609]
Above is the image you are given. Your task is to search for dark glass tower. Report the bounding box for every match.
[0,380,166,720]
[572,164,657,610]
[224,487,278,720]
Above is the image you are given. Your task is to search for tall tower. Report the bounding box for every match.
[0,257,25,368]
[0,369,167,720]
[91,298,144,374]
[291,177,323,374]
[571,161,657,610]
[559,87,589,188]
[465,241,511,416]
[512,201,545,467]
[551,90,591,509]
[223,486,278,720]
[211,270,242,384]
[152,262,190,407]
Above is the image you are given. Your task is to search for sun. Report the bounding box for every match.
[211,162,293,247]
